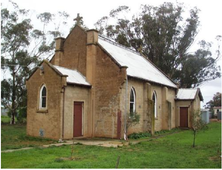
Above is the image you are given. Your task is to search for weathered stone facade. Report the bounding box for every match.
[175,94,201,128]
[51,26,87,76]
[26,25,203,140]
[119,77,177,135]
[93,45,126,138]
[63,85,90,139]
[26,62,66,139]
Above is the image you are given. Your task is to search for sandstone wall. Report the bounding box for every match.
[26,62,64,139]
[175,100,193,128]
[63,85,90,139]
[93,45,127,138]
[51,26,87,76]
[120,77,177,136]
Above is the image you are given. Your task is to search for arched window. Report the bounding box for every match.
[40,85,47,109]
[130,87,136,113]
[152,91,157,118]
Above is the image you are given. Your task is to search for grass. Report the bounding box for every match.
[1,122,221,168]
[1,115,16,123]
[128,127,181,139]
[1,124,57,150]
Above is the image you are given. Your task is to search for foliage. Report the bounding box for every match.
[95,2,221,87]
[154,128,180,135]
[125,112,140,140]
[17,107,27,123]
[128,128,180,139]
[1,123,221,168]
[204,92,221,113]
[126,112,140,128]
[128,132,151,139]
[1,115,15,124]
[1,0,69,124]
[191,110,208,147]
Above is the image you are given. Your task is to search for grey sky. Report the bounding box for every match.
[2,0,222,107]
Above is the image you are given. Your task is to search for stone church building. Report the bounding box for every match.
[26,24,203,140]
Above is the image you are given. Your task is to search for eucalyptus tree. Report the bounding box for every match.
[1,1,69,124]
[95,3,221,87]
[205,92,221,113]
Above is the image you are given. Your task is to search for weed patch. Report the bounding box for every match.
[128,132,151,139]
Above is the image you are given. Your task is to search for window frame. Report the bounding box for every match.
[130,87,136,114]
[39,85,47,110]
[152,91,157,118]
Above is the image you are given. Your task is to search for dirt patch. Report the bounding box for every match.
[209,156,221,162]
[210,119,221,123]
[55,157,82,162]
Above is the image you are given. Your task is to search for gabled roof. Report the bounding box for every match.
[27,60,91,87]
[53,65,91,86]
[98,36,177,88]
[176,88,203,101]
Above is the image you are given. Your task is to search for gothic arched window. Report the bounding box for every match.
[152,91,157,118]
[40,85,47,109]
[130,87,136,113]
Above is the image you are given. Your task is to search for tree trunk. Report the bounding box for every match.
[10,70,16,125]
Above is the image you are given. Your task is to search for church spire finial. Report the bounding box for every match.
[74,13,83,26]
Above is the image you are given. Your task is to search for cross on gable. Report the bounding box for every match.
[74,13,83,26]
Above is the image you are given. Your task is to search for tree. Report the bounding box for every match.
[191,110,207,147]
[95,3,221,87]
[124,112,140,140]
[1,1,69,124]
[205,92,221,113]
[1,5,35,124]
[175,41,221,87]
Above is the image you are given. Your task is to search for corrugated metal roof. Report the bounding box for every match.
[98,37,177,88]
[176,88,199,100]
[53,65,91,86]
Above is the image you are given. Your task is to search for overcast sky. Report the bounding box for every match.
[2,0,222,107]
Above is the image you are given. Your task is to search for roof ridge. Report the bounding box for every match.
[98,35,141,56]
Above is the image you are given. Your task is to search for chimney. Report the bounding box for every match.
[55,37,65,51]
[86,29,99,85]
[54,37,65,65]
[87,29,98,45]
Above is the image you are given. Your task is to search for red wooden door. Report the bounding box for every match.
[73,102,83,137]
[180,107,188,127]
[117,111,121,139]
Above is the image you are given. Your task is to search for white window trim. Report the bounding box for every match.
[153,91,157,118]
[130,87,136,113]
[39,85,47,110]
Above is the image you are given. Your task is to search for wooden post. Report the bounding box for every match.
[116,156,120,168]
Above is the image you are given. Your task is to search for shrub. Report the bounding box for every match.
[17,107,27,123]
[128,132,152,139]
[125,112,140,140]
